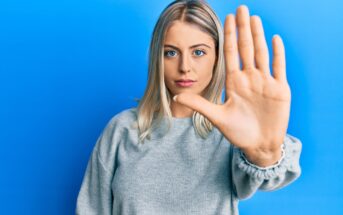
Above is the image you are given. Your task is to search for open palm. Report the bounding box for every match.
[174,5,291,166]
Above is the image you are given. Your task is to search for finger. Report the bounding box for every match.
[173,93,221,126]
[272,34,286,81]
[236,5,255,70]
[224,14,240,74]
[250,15,270,75]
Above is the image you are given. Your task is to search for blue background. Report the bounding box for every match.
[1,0,342,214]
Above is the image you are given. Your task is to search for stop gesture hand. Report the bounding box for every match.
[174,5,291,167]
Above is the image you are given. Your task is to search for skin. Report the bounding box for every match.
[171,5,291,167]
[163,21,216,118]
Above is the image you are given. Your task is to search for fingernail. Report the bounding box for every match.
[273,34,280,40]
[173,95,178,102]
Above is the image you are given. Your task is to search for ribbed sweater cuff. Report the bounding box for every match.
[236,136,295,180]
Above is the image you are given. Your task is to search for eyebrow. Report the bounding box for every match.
[163,43,211,50]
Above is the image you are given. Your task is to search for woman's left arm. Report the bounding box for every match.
[173,5,303,200]
[230,133,302,200]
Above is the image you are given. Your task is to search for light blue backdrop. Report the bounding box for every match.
[1,0,342,214]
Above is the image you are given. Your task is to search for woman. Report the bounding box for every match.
[75,0,302,214]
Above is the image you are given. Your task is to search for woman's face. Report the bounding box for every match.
[163,21,216,98]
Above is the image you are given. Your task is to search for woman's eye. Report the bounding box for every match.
[164,50,177,57]
[194,49,206,56]
[164,49,206,58]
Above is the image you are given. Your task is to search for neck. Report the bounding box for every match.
[170,100,193,118]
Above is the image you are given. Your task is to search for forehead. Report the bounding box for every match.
[164,21,214,47]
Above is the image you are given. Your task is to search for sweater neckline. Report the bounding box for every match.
[159,115,193,127]
[171,116,193,126]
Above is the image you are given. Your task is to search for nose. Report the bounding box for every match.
[180,53,191,73]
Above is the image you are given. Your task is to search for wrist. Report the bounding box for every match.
[241,144,285,168]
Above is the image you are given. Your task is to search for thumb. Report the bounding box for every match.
[173,93,221,125]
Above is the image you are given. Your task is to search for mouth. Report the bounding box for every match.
[176,79,195,82]
[175,79,196,87]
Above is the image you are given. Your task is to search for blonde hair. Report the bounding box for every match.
[135,0,225,143]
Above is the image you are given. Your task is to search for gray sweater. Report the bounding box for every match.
[75,107,302,215]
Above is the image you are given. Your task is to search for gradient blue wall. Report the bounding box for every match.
[1,0,342,214]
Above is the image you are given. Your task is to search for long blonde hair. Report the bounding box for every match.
[135,0,225,143]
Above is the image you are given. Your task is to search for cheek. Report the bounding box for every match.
[196,52,216,69]
[197,58,215,80]
[199,71,213,85]
[164,69,173,82]
[163,64,171,79]
[163,61,176,77]
[163,69,175,90]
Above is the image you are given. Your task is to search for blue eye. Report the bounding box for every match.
[194,49,205,56]
[164,49,206,58]
[164,50,177,57]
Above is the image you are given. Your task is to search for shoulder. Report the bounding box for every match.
[94,107,138,166]
[96,107,138,146]
[103,107,137,135]
[107,107,138,130]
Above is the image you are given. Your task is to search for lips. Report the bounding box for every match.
[175,79,195,87]
[176,79,195,82]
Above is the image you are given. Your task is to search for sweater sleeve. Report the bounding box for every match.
[230,133,302,200]
[75,117,120,215]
